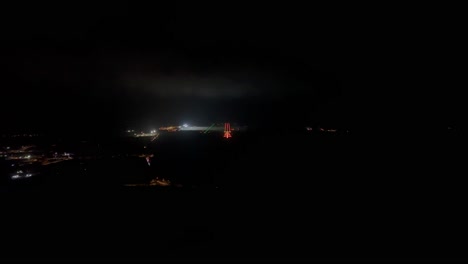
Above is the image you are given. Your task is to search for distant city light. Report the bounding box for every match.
[183,124,188,128]
[26,174,32,177]
[11,175,20,180]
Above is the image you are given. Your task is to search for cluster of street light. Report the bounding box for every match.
[11,170,33,180]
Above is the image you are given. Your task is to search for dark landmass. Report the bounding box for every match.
[1,130,463,261]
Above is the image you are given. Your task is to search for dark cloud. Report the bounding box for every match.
[122,73,262,98]
[0,3,364,133]
[116,55,283,99]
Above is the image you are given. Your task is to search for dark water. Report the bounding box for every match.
[1,131,466,261]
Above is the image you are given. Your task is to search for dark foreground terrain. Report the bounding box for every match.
[1,130,465,261]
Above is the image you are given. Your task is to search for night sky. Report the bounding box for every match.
[1,3,425,134]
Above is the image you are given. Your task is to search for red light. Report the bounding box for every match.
[224,123,232,138]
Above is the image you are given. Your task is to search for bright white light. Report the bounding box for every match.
[11,175,20,180]
[17,170,23,174]
[183,124,188,128]
[26,174,32,177]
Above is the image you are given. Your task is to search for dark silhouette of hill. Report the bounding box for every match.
[1,131,465,261]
